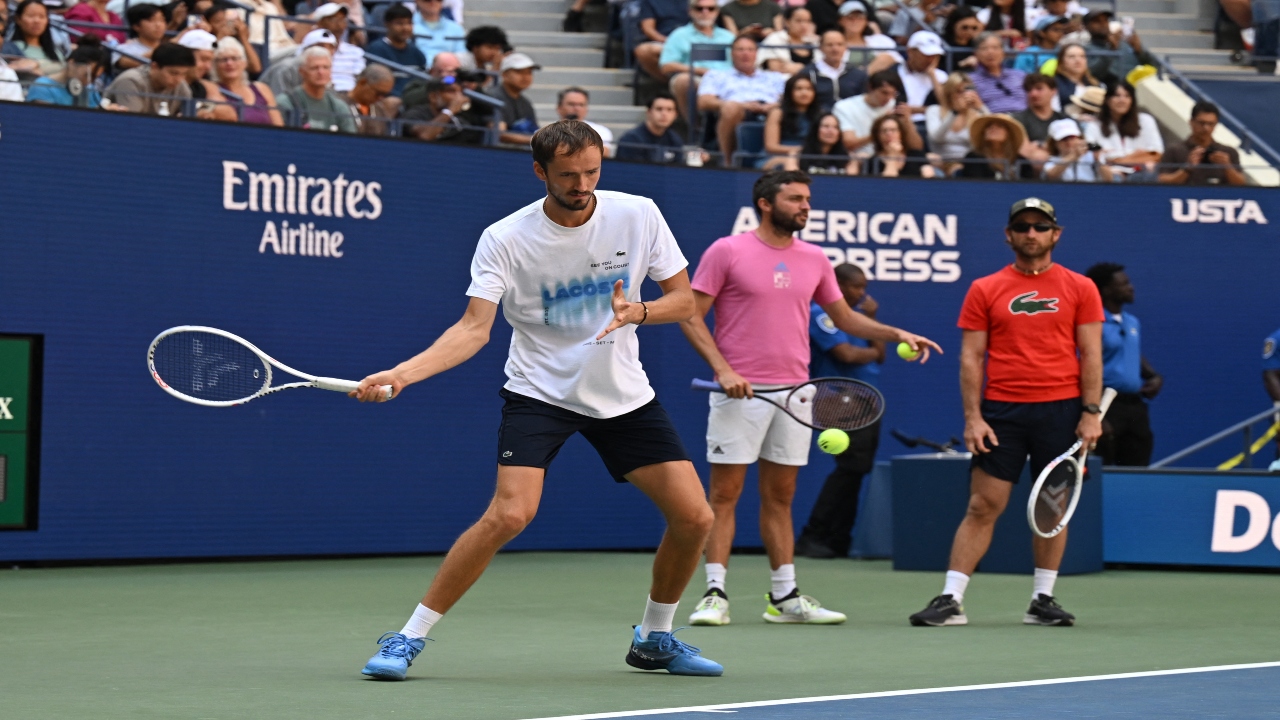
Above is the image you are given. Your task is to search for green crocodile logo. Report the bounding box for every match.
[1009,291,1060,315]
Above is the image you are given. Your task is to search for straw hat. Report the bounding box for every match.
[969,113,1028,151]
[1069,86,1106,114]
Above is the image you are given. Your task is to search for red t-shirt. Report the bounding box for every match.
[957,264,1104,402]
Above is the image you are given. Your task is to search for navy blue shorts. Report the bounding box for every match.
[496,389,691,482]
[970,397,1082,483]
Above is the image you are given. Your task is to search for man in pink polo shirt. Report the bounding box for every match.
[680,169,941,626]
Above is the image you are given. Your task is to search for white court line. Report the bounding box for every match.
[521,661,1280,720]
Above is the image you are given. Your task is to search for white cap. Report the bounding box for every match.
[838,0,868,15]
[177,29,217,51]
[301,28,339,49]
[1048,118,1083,141]
[311,2,348,19]
[907,30,945,56]
[499,52,541,72]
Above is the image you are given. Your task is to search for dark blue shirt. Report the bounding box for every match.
[616,123,685,164]
[1101,310,1143,394]
[809,302,880,386]
[1264,327,1280,371]
[640,0,691,37]
[364,39,428,97]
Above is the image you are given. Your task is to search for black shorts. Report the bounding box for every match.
[970,397,1081,483]
[496,389,691,483]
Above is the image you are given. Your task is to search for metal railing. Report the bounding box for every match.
[1150,406,1280,470]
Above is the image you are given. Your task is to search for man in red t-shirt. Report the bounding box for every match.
[910,197,1104,629]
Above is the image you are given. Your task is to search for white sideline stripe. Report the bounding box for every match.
[520,661,1280,720]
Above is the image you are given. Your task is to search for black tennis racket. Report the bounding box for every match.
[1026,388,1118,539]
[691,377,885,431]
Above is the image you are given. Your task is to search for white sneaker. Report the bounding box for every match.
[689,591,730,626]
[763,592,847,624]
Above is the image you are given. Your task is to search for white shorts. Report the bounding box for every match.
[705,388,813,466]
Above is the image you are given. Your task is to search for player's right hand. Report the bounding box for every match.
[964,417,999,454]
[351,370,404,403]
[716,369,753,399]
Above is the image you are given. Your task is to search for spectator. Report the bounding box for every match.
[261,29,337,96]
[796,111,860,174]
[177,29,238,121]
[0,56,17,103]
[961,113,1034,179]
[888,0,946,44]
[1083,9,1154,86]
[969,32,1027,114]
[364,4,426,96]
[104,42,196,116]
[838,1,898,74]
[413,0,466,67]
[402,76,487,143]
[1011,72,1067,165]
[1256,0,1280,75]
[977,0,1027,45]
[115,4,170,70]
[941,6,983,68]
[805,0,844,34]
[556,86,614,156]
[1014,15,1069,73]
[276,46,358,132]
[340,65,399,136]
[309,4,365,93]
[240,0,297,62]
[1026,0,1086,32]
[486,52,540,145]
[832,68,904,157]
[430,52,462,78]
[636,0,697,79]
[720,0,784,36]
[1263,325,1280,421]
[213,37,284,126]
[1157,101,1246,186]
[800,30,867,113]
[763,75,819,168]
[1,0,66,80]
[1085,262,1161,467]
[1084,80,1162,179]
[1043,117,1112,181]
[616,92,689,164]
[63,0,127,44]
[164,1,191,34]
[563,0,587,32]
[696,35,787,164]
[1053,43,1102,111]
[896,30,947,133]
[26,35,110,106]
[459,25,510,81]
[204,3,261,76]
[926,72,988,173]
[659,0,735,122]
[864,114,937,177]
[759,6,819,75]
[296,0,366,35]
[1064,84,1104,124]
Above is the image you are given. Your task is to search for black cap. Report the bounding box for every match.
[1084,9,1114,21]
[1009,197,1057,224]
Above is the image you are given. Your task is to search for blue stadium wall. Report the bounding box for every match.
[1,102,1277,562]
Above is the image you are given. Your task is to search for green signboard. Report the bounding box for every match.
[0,334,42,529]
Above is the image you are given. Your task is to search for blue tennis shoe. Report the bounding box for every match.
[361,632,429,680]
[625,626,723,676]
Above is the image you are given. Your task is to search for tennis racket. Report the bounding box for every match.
[1026,388,1118,539]
[691,377,884,431]
[148,325,392,407]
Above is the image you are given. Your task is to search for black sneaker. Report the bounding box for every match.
[563,9,585,31]
[908,594,968,626]
[1024,594,1075,626]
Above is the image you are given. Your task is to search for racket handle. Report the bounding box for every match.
[314,377,395,400]
[1099,387,1118,416]
[691,378,725,393]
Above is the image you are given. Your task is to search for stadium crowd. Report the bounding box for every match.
[0,0,1251,183]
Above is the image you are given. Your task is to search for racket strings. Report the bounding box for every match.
[801,380,885,430]
[152,332,269,402]
[1033,461,1078,534]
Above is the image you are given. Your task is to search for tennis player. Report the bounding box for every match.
[909,197,1104,628]
[350,120,723,680]
[680,169,940,626]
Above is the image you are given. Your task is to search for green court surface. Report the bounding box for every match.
[1,553,1276,719]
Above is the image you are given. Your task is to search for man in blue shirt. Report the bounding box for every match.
[413,0,466,67]
[364,4,427,97]
[617,92,689,164]
[1263,327,1280,470]
[796,263,885,558]
[1086,263,1162,466]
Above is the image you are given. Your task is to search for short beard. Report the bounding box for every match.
[769,207,807,234]
[547,187,593,212]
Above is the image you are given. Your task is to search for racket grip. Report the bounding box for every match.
[690,378,724,392]
[314,377,395,400]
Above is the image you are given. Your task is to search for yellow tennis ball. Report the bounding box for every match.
[817,428,850,455]
[897,342,920,360]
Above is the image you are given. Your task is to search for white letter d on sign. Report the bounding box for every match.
[1211,490,1271,552]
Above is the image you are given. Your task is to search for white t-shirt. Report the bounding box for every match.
[1083,113,1164,163]
[832,94,895,157]
[467,191,688,418]
[585,120,616,156]
[896,65,947,122]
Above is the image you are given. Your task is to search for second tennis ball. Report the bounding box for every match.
[897,342,921,360]
[817,428,850,455]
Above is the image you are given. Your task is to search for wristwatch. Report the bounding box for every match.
[1082,404,1102,415]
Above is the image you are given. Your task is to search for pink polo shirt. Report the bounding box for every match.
[691,231,842,385]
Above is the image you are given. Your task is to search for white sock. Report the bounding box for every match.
[705,562,727,593]
[399,603,442,639]
[942,570,970,602]
[770,563,797,600]
[639,596,679,638]
[1033,568,1058,599]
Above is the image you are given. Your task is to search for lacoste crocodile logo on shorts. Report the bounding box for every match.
[502,451,513,458]
[1008,291,1060,315]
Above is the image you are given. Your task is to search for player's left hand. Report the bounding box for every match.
[1077,412,1103,450]
[895,331,943,363]
[596,279,643,340]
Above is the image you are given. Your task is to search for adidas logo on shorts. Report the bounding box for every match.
[712,446,724,454]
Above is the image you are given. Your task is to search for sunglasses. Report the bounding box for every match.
[1009,222,1056,233]
[693,5,717,11]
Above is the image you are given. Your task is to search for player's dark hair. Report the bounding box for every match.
[646,91,676,109]
[834,263,866,283]
[465,25,511,52]
[383,3,413,22]
[1085,262,1125,293]
[752,169,811,215]
[531,119,605,169]
[1191,100,1219,120]
[151,42,196,67]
